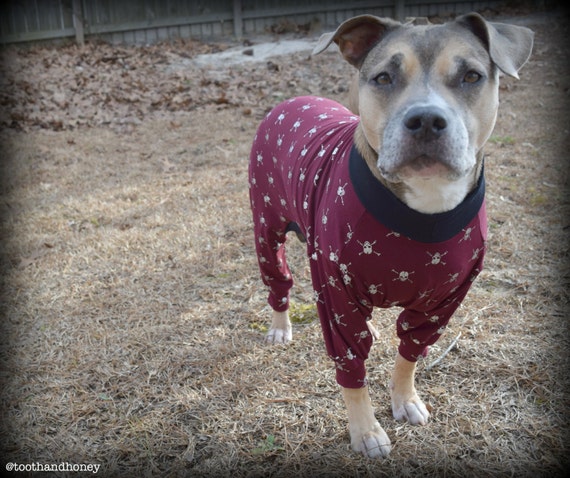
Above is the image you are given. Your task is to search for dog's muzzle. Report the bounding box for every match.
[378,104,472,182]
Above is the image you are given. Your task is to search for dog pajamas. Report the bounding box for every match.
[249,96,487,389]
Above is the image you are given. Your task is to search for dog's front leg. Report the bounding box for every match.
[390,352,430,425]
[342,386,391,458]
[265,310,292,344]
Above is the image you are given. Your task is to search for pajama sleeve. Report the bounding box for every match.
[308,248,375,389]
[396,256,484,362]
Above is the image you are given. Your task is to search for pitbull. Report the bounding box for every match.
[248,13,533,458]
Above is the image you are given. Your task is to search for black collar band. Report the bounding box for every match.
[349,145,485,243]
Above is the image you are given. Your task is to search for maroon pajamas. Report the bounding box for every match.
[249,96,487,388]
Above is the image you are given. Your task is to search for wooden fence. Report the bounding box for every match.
[0,0,507,46]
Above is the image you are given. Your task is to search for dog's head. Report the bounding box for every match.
[314,13,533,212]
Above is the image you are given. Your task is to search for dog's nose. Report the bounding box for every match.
[403,106,448,140]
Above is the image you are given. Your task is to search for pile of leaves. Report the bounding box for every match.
[0,36,350,132]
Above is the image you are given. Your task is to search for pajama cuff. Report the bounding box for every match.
[268,293,289,312]
[334,360,368,389]
[398,343,429,362]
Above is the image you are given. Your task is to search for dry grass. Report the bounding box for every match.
[1,9,569,478]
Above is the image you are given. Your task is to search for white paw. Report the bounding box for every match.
[391,394,430,425]
[265,327,292,344]
[350,423,392,459]
[265,311,292,344]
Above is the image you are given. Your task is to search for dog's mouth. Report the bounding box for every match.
[403,155,452,177]
[379,154,457,181]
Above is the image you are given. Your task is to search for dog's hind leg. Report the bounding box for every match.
[251,221,294,344]
[262,222,308,342]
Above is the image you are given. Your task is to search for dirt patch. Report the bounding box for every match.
[1,9,569,477]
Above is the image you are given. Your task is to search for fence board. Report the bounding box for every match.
[0,0,507,45]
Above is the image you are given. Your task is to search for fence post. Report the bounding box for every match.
[233,0,243,39]
[394,0,405,21]
[72,0,84,46]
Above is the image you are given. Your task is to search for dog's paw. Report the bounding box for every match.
[350,423,392,459]
[391,393,430,425]
[265,311,292,344]
[265,327,292,344]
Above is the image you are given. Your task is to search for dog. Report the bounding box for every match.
[248,13,533,458]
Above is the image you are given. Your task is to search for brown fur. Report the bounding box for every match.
[263,13,534,459]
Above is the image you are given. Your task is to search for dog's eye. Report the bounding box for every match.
[463,71,482,84]
[374,73,392,86]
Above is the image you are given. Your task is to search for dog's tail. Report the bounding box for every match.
[285,222,307,243]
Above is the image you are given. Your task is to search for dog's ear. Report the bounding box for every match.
[456,13,534,79]
[313,15,401,68]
